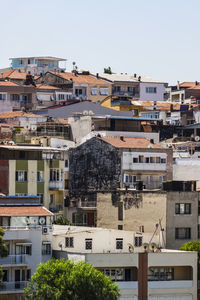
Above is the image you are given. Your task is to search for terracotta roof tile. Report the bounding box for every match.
[36,84,59,90]
[102,136,161,149]
[56,72,109,85]
[0,81,19,87]
[179,82,196,88]
[0,206,53,216]
[0,112,41,119]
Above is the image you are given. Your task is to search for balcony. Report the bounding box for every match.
[0,281,27,292]
[78,201,97,209]
[148,280,193,289]
[0,255,28,265]
[49,181,64,190]
[112,91,139,98]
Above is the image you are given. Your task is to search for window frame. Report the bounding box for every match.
[116,238,123,250]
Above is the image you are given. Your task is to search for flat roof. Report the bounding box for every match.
[9,56,66,62]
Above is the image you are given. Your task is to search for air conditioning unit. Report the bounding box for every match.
[42,227,49,235]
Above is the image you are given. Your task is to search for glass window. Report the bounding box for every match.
[175,228,191,239]
[100,88,108,95]
[90,88,98,95]
[133,157,138,163]
[175,203,191,215]
[85,239,92,250]
[65,237,74,248]
[116,238,123,249]
[16,171,27,182]
[37,171,44,182]
[146,87,157,93]
[134,236,143,247]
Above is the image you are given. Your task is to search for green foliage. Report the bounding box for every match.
[180,240,200,263]
[0,227,8,283]
[52,217,73,225]
[104,67,112,74]
[24,259,120,300]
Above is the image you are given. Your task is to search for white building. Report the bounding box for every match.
[52,226,197,300]
[0,197,53,299]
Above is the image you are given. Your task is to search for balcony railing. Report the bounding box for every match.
[0,281,27,292]
[49,181,64,190]
[112,91,139,97]
[0,255,28,265]
[79,201,97,208]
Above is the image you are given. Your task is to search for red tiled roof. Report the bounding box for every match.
[0,81,19,87]
[179,82,197,88]
[36,84,59,90]
[56,72,109,85]
[0,206,53,216]
[102,137,161,149]
[0,112,42,119]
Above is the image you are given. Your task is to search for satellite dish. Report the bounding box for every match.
[195,136,200,142]
[127,243,134,253]
[83,110,88,115]
[142,243,149,252]
[149,243,157,252]
[58,242,63,249]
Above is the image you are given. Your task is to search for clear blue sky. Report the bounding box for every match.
[1,0,200,84]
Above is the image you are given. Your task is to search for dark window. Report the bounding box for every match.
[139,155,144,163]
[175,203,191,215]
[2,270,8,281]
[118,202,123,221]
[65,160,68,168]
[85,239,92,250]
[27,269,31,281]
[175,228,191,239]
[118,225,123,230]
[198,225,200,239]
[19,151,25,159]
[65,237,74,248]
[134,236,143,247]
[161,158,166,163]
[116,238,123,249]
[16,171,27,182]
[145,157,150,163]
[139,225,144,233]
[133,157,138,163]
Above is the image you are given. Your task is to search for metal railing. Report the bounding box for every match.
[79,201,97,208]
[112,91,139,97]
[0,281,27,292]
[49,181,64,190]
[0,255,27,265]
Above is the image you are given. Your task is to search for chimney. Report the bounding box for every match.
[195,81,198,86]
[138,76,141,81]
[153,101,157,111]
[120,136,124,141]
[134,73,137,78]
[177,81,180,90]
[150,139,154,144]
[96,73,99,78]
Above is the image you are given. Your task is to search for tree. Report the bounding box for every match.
[0,227,8,283]
[52,217,73,225]
[24,259,120,300]
[180,241,200,263]
[104,67,112,74]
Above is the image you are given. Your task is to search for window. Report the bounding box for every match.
[90,88,98,95]
[37,171,44,182]
[116,238,123,249]
[50,169,61,181]
[10,94,20,101]
[127,86,135,94]
[148,267,174,281]
[100,88,108,95]
[139,225,144,233]
[175,228,191,239]
[27,269,31,281]
[85,239,92,250]
[0,94,6,100]
[58,94,65,100]
[42,243,51,255]
[100,268,124,281]
[50,194,55,205]
[134,236,143,247]
[37,194,44,204]
[73,213,88,226]
[15,193,27,197]
[124,174,136,187]
[2,270,8,282]
[146,87,157,93]
[16,171,27,182]
[16,244,32,255]
[156,157,160,163]
[113,86,121,93]
[198,225,200,239]
[65,237,74,248]
[175,203,191,215]
[118,225,123,230]
[145,157,150,163]
[139,155,144,163]
[65,160,69,168]
[161,158,166,163]
[133,157,138,163]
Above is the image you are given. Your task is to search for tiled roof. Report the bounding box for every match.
[0,112,42,119]
[56,72,109,85]
[0,206,53,216]
[36,84,59,90]
[2,70,28,80]
[179,82,197,88]
[97,73,166,84]
[0,81,19,87]
[102,136,161,149]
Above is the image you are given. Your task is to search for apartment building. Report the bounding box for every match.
[9,56,66,75]
[0,81,37,112]
[52,226,197,300]
[98,73,167,102]
[36,71,112,102]
[0,145,68,214]
[0,196,53,300]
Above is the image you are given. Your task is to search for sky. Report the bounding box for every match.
[1,0,200,84]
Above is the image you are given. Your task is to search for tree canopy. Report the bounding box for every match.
[52,217,73,225]
[24,259,120,300]
[104,67,112,74]
[0,227,8,282]
[180,240,200,263]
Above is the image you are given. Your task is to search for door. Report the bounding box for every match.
[15,269,20,289]
[88,213,94,226]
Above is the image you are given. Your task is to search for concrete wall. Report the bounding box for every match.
[139,82,166,101]
[173,159,200,188]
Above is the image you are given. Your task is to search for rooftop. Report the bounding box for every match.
[9,56,66,61]
[55,72,109,85]
[0,206,53,216]
[0,111,43,119]
[97,73,166,84]
[102,136,161,149]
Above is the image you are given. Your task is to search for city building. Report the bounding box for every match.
[52,226,197,300]
[0,196,53,300]
[9,56,66,75]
